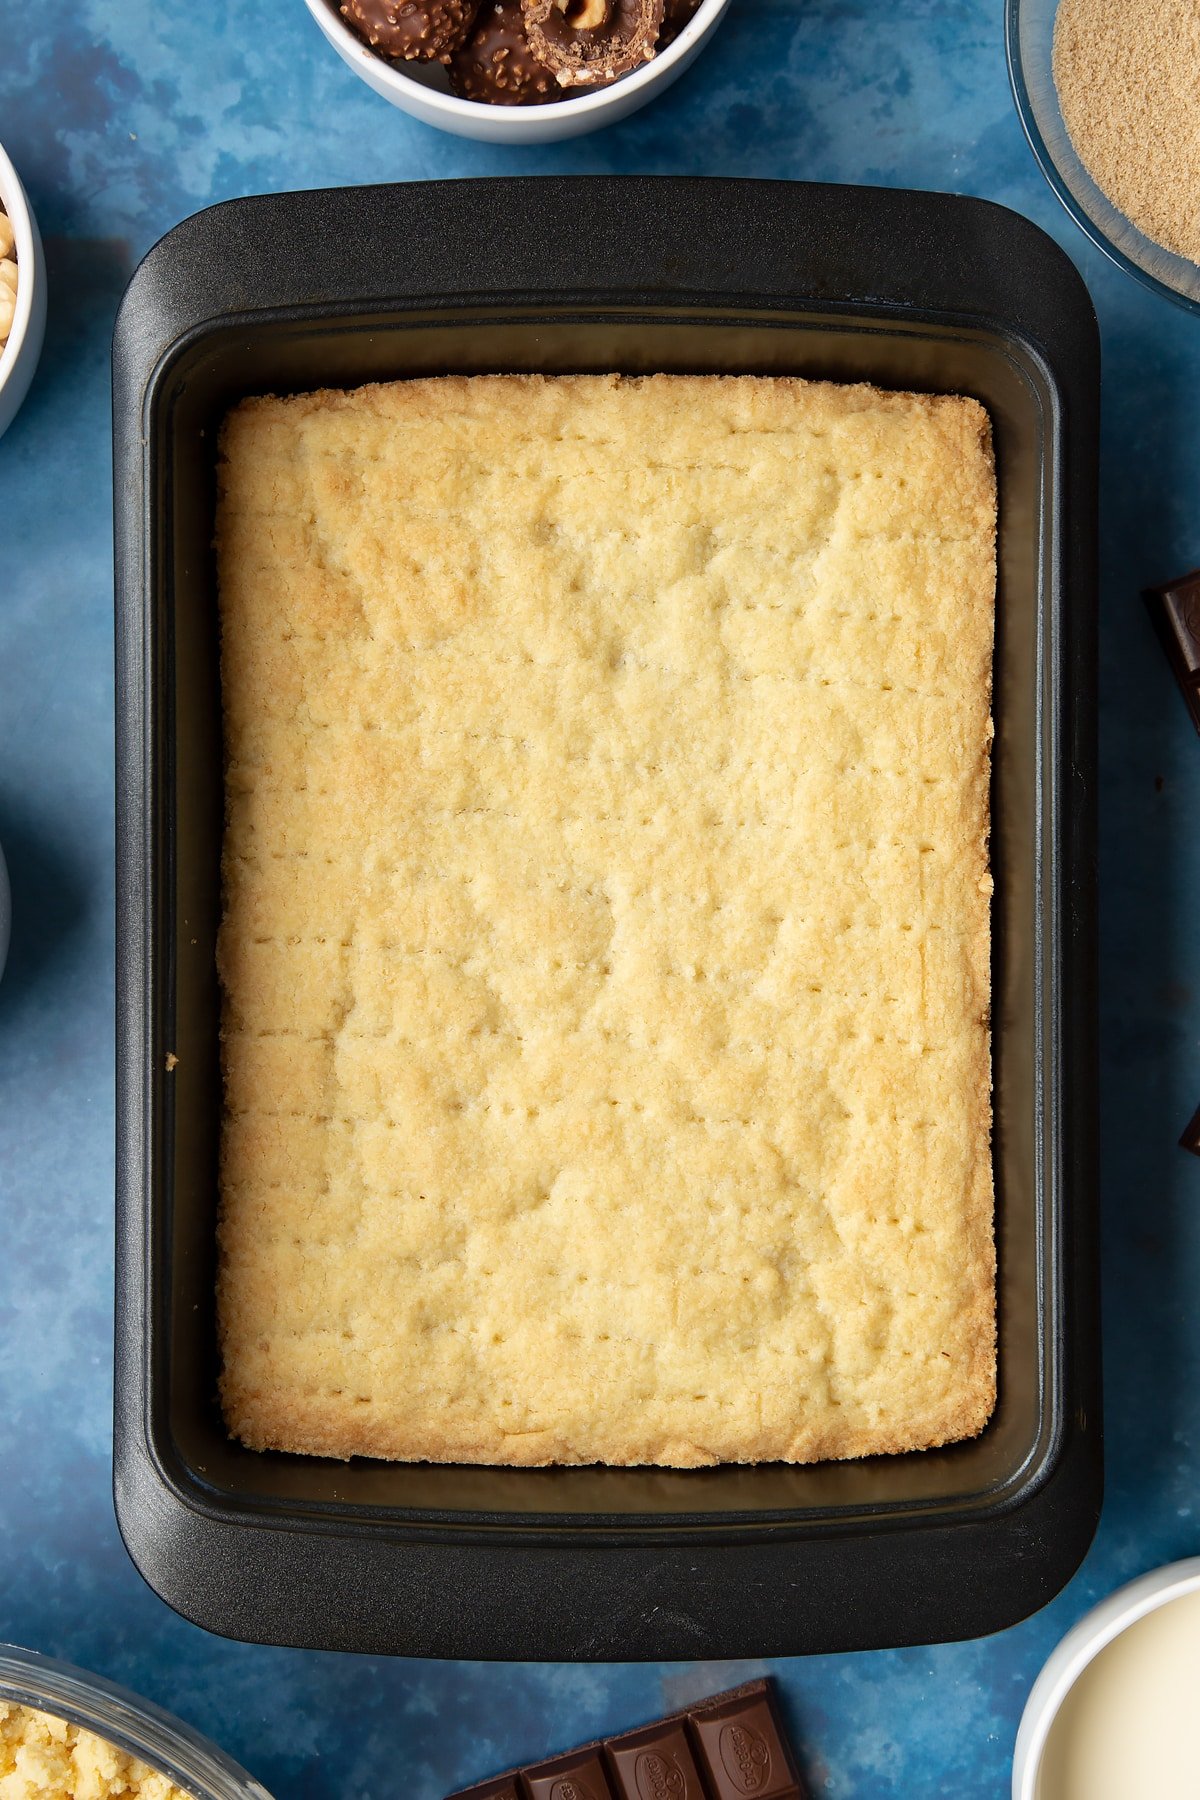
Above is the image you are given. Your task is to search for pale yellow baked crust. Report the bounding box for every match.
[215,373,996,1468]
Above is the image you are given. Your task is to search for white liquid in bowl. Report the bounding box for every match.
[1038,1588,1200,1799]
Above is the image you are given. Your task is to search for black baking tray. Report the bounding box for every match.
[113,176,1101,1659]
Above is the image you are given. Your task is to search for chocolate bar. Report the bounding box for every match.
[1181,1102,1200,1160]
[444,1679,807,1800]
[1144,568,1200,736]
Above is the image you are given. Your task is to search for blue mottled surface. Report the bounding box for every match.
[1,3,1199,1795]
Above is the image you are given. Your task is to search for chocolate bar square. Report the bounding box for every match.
[605,1719,708,1800]
[687,1694,803,1800]
[522,1748,617,1800]
[1181,1102,1200,1158]
[1144,569,1200,735]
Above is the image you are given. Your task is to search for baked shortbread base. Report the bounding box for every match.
[216,373,997,1468]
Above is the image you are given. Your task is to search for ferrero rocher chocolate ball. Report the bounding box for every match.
[521,0,664,87]
[340,0,483,61]
[450,0,560,101]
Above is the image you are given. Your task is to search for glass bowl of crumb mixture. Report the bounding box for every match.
[1006,0,1200,313]
[0,1645,274,1800]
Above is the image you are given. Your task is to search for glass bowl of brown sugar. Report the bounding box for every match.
[1006,0,1200,314]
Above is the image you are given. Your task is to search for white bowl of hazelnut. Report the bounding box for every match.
[302,0,731,141]
[0,140,46,442]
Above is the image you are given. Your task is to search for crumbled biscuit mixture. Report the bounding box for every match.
[0,1702,192,1800]
[0,205,17,348]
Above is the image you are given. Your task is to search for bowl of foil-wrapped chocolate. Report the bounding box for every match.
[302,0,730,140]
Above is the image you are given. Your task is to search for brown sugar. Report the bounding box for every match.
[1053,0,1200,266]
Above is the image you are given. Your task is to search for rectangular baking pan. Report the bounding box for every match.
[113,176,1101,1659]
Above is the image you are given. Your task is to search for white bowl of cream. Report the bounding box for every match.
[1013,1558,1200,1800]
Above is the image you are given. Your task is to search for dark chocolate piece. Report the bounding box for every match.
[444,1681,807,1800]
[522,0,664,88]
[449,0,560,102]
[1181,1102,1200,1158]
[605,1719,708,1800]
[339,0,482,61]
[659,0,702,45]
[522,1748,617,1800]
[687,1691,802,1799]
[1144,568,1200,736]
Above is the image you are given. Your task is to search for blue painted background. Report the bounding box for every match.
[1,2,1198,1794]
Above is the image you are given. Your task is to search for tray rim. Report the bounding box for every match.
[142,305,1058,1545]
[113,175,1101,1657]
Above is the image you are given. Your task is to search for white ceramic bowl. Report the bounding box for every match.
[1013,1557,1200,1799]
[0,139,46,439]
[303,0,731,141]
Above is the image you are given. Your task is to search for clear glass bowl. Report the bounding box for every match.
[1005,0,1200,314]
[0,1645,274,1800]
